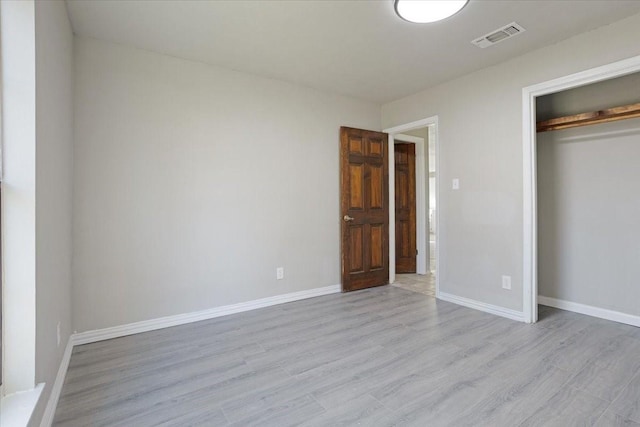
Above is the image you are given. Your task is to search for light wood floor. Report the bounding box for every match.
[54,286,640,426]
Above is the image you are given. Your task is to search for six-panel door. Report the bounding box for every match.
[394,142,417,273]
[340,127,389,292]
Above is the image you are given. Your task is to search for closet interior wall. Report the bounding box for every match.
[536,72,640,318]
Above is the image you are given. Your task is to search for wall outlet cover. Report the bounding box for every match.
[502,275,512,290]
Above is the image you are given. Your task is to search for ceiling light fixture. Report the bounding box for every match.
[394,0,469,24]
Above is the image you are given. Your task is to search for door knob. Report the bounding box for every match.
[343,215,355,222]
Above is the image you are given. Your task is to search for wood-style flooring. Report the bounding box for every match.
[53,286,640,426]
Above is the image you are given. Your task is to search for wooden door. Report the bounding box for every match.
[340,127,389,292]
[394,143,417,273]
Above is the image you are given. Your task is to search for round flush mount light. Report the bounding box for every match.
[394,0,469,24]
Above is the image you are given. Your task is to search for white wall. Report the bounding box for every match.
[537,74,640,316]
[381,13,640,312]
[73,37,380,332]
[32,0,75,423]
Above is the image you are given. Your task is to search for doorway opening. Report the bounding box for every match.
[383,117,439,298]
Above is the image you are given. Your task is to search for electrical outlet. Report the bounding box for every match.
[502,275,512,290]
[276,267,284,280]
[57,322,61,347]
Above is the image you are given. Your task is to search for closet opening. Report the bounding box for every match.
[522,55,640,326]
[535,72,640,326]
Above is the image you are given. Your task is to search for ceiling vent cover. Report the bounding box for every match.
[472,22,526,48]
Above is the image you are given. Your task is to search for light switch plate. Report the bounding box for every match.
[452,179,460,190]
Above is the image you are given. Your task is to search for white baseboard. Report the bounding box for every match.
[538,295,640,327]
[38,284,341,426]
[40,338,73,427]
[73,284,341,346]
[438,291,525,322]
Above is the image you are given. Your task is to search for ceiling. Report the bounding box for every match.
[65,0,640,104]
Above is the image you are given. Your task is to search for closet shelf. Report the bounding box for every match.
[537,102,640,133]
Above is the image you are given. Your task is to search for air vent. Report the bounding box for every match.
[472,22,526,48]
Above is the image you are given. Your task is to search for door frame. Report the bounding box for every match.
[392,134,426,275]
[522,54,640,324]
[383,116,439,294]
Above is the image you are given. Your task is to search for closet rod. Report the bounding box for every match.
[537,102,640,133]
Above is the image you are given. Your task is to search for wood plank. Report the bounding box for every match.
[537,102,640,133]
